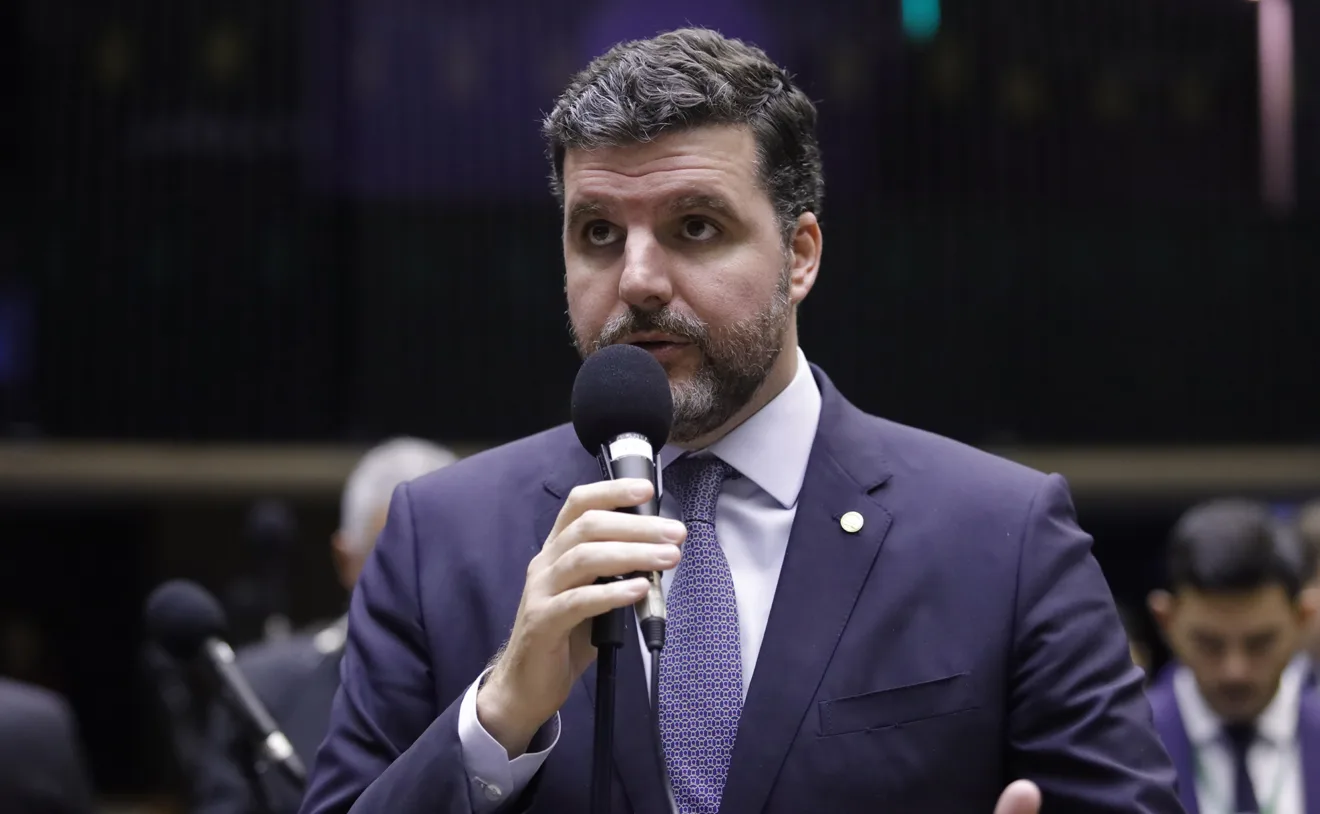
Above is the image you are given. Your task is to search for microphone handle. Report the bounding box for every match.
[608,452,660,517]
[603,446,667,650]
[202,638,307,785]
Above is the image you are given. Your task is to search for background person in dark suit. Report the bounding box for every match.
[0,676,96,814]
[191,437,456,814]
[1147,499,1319,814]
[299,27,1180,814]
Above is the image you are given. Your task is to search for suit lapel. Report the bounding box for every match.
[541,447,669,814]
[535,446,605,552]
[1150,661,1177,692]
[1299,690,1320,814]
[1148,681,1199,814]
[719,375,894,814]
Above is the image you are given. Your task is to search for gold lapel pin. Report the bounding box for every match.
[840,511,864,533]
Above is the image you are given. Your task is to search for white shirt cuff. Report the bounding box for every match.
[458,668,560,811]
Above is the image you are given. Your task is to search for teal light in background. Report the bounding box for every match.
[902,0,941,42]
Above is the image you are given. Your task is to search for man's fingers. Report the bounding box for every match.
[545,541,681,594]
[538,578,651,636]
[547,479,655,542]
[544,506,685,564]
[993,780,1042,814]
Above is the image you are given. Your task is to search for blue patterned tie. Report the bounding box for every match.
[658,455,742,814]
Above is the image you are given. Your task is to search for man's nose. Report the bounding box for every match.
[1221,649,1253,683]
[617,232,673,311]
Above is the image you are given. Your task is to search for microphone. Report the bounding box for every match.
[571,343,674,652]
[144,579,307,788]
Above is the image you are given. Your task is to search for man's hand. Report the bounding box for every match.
[476,478,686,757]
[993,780,1042,814]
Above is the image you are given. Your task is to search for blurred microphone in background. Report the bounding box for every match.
[159,500,300,787]
[147,580,307,814]
[189,437,456,814]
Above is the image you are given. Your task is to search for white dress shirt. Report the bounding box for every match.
[458,346,822,810]
[1173,656,1307,814]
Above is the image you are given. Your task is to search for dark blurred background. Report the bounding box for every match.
[1,0,1316,810]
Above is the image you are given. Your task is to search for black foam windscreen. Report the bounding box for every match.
[145,579,230,660]
[571,344,674,454]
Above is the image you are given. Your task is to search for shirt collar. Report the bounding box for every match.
[659,346,821,509]
[1174,654,1306,747]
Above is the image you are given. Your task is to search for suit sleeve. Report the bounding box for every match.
[1006,474,1183,814]
[2,687,98,814]
[298,482,550,814]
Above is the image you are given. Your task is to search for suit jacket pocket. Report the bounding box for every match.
[817,672,976,737]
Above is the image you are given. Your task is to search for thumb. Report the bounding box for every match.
[993,780,1042,814]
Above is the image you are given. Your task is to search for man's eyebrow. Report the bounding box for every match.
[565,201,607,228]
[666,194,738,218]
[564,194,738,230]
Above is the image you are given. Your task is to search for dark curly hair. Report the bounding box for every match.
[542,27,823,242]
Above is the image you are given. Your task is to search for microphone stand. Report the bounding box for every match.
[233,726,278,814]
[218,668,305,814]
[142,643,206,785]
[590,604,627,814]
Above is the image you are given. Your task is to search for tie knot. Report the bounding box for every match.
[1223,721,1257,755]
[665,456,737,524]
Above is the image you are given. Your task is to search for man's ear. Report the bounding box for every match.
[1147,590,1175,641]
[1298,585,1319,626]
[331,531,356,592]
[786,211,822,305]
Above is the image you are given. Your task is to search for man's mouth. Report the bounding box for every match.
[625,333,691,350]
[622,334,694,362]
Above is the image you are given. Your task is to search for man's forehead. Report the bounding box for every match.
[1179,588,1296,622]
[565,189,740,222]
[563,126,757,183]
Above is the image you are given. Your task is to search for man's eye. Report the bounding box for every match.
[682,218,720,241]
[584,222,620,247]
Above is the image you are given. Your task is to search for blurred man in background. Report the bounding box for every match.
[192,437,457,814]
[1147,498,1318,814]
[0,676,97,814]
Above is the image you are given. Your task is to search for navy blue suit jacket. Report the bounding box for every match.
[0,678,97,814]
[300,365,1182,814]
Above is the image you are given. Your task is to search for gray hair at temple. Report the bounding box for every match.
[339,437,458,554]
[541,27,824,242]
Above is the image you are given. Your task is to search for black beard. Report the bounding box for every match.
[571,282,792,444]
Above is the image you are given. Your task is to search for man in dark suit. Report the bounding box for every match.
[0,677,96,814]
[299,27,1181,814]
[1147,499,1319,814]
[191,437,456,814]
